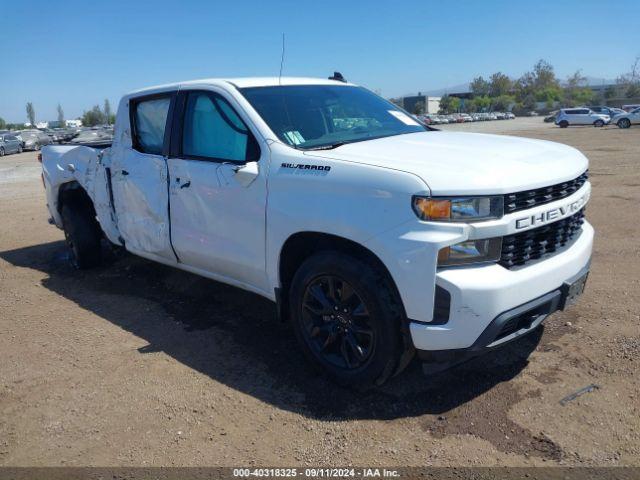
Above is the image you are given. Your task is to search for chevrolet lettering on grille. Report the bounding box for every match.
[515,193,588,230]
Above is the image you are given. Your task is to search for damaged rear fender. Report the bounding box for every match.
[42,145,121,245]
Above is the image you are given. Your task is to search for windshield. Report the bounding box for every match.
[239,85,427,149]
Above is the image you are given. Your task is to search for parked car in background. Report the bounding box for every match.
[611,107,640,129]
[43,129,63,143]
[416,114,432,126]
[555,108,610,128]
[0,134,23,156]
[69,128,113,145]
[608,107,627,117]
[622,104,640,112]
[18,130,53,150]
[544,111,558,123]
[588,106,626,118]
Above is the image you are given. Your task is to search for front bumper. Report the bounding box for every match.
[418,263,589,373]
[409,221,593,351]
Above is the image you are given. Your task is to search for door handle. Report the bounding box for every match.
[180,180,191,189]
[121,170,129,176]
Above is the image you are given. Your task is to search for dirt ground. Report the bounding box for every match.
[0,118,638,467]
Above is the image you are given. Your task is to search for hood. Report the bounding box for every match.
[305,131,588,195]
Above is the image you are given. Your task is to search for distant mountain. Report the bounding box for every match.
[399,83,470,98]
[582,76,616,86]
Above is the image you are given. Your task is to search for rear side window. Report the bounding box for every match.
[182,92,258,162]
[132,96,172,155]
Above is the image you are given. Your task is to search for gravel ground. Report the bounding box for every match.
[0,118,638,467]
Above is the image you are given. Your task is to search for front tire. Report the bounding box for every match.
[289,251,406,388]
[594,119,604,127]
[0,147,4,157]
[61,201,102,269]
[558,120,569,128]
[618,118,631,129]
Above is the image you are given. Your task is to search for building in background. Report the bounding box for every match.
[402,93,441,114]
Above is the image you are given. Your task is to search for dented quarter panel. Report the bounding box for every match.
[41,144,121,244]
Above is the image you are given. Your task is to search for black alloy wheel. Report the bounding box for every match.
[288,251,408,387]
[301,275,375,370]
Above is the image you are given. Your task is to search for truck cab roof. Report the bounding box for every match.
[125,77,354,98]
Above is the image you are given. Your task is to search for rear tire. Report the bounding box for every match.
[558,120,569,128]
[594,120,604,127]
[618,118,631,129]
[288,251,407,388]
[61,201,102,269]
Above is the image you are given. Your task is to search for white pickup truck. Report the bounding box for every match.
[42,76,593,387]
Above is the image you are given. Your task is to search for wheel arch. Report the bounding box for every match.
[57,181,96,217]
[277,231,415,376]
[277,231,406,320]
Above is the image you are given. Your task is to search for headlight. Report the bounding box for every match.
[413,196,504,222]
[438,238,502,267]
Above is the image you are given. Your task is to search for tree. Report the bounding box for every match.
[57,104,65,126]
[492,95,516,111]
[488,72,512,97]
[412,101,425,115]
[627,84,640,98]
[26,102,36,127]
[617,56,640,98]
[470,76,490,96]
[0,117,6,129]
[104,99,113,125]
[81,105,106,127]
[515,59,560,105]
[532,59,559,90]
[604,85,617,99]
[471,95,491,112]
[439,95,460,114]
[562,70,591,106]
[535,86,562,104]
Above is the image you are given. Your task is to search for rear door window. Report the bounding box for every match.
[132,96,172,155]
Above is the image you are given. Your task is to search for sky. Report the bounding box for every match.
[1,0,639,123]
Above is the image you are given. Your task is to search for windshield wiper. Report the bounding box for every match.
[305,142,349,151]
